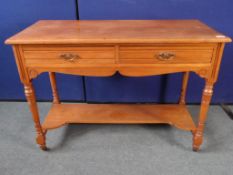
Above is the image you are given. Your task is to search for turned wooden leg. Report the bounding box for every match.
[24,83,47,150]
[193,80,214,151]
[49,72,60,104]
[179,72,190,105]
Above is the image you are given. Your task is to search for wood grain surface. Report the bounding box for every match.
[43,104,196,131]
[5,20,231,44]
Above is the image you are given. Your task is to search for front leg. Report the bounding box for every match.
[193,80,214,151]
[24,83,47,150]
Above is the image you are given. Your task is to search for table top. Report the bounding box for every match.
[5,20,231,44]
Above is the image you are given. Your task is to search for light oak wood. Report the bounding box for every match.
[24,83,46,150]
[5,20,231,44]
[24,46,115,67]
[193,81,214,151]
[48,72,60,104]
[119,45,214,64]
[20,43,215,78]
[24,47,115,59]
[192,43,226,151]
[179,72,190,104]
[43,104,196,131]
[5,20,231,151]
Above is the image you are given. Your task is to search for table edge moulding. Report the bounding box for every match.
[5,20,232,151]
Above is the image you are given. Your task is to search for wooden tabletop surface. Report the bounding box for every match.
[5,20,231,44]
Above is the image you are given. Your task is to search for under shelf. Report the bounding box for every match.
[42,104,196,131]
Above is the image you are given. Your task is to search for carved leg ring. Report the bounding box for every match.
[24,84,47,150]
[193,81,214,151]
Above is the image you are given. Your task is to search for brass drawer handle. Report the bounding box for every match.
[60,53,79,62]
[157,52,176,61]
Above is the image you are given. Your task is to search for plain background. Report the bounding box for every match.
[0,0,233,103]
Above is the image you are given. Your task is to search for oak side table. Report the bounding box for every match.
[5,20,231,151]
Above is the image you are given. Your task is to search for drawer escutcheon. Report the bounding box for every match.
[60,53,80,62]
[156,52,176,61]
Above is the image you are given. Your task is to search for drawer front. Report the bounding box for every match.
[119,45,214,64]
[23,46,115,66]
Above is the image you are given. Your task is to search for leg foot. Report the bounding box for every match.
[192,146,200,152]
[192,130,203,152]
[36,133,47,150]
[40,145,48,151]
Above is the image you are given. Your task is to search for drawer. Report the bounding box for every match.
[119,45,215,64]
[23,46,115,66]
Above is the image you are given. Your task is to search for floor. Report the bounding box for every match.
[0,102,233,175]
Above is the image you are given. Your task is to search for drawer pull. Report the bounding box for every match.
[157,52,175,61]
[60,53,79,62]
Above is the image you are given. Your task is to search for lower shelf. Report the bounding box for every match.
[42,104,196,131]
